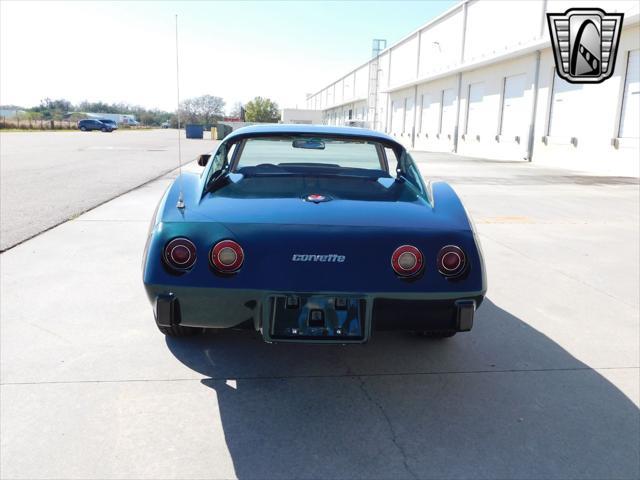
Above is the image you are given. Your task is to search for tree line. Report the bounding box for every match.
[1,95,281,126]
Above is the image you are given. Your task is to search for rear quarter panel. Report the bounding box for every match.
[143,177,486,297]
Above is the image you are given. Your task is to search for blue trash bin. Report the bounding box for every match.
[185,124,204,139]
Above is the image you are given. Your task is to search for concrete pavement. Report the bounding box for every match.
[0,129,217,251]
[0,154,638,479]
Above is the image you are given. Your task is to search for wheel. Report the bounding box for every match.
[101,127,107,132]
[157,324,202,337]
[415,330,457,338]
[80,126,86,131]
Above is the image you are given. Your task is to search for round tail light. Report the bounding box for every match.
[391,245,423,277]
[164,238,197,270]
[437,245,466,277]
[210,240,244,273]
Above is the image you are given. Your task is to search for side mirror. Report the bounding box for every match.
[198,154,211,167]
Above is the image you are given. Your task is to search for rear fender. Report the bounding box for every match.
[142,173,208,276]
[430,181,487,296]
[430,181,475,232]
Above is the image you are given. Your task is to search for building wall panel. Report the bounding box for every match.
[532,24,640,174]
[456,54,538,159]
[389,35,419,87]
[414,75,458,152]
[418,7,464,78]
[388,87,415,148]
[464,0,544,63]
[343,72,356,103]
[307,1,639,175]
[354,65,369,101]
[501,73,528,138]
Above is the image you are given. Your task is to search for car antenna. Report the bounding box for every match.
[175,14,185,210]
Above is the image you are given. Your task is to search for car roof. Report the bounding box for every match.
[223,124,405,151]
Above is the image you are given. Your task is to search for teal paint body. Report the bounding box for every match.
[142,125,486,342]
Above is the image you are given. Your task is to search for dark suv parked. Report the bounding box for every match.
[78,119,114,132]
[99,119,118,130]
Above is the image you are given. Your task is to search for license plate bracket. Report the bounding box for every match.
[267,295,366,341]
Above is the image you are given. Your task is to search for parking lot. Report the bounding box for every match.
[0,131,638,479]
[0,129,217,251]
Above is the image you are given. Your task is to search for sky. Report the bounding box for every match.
[0,0,457,113]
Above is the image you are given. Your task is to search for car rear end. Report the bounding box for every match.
[143,126,486,343]
[144,211,485,344]
[100,119,117,131]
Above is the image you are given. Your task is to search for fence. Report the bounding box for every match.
[0,118,78,130]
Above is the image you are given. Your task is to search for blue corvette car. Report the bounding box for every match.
[142,124,486,343]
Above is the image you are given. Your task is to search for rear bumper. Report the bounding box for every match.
[146,285,483,343]
[373,297,477,332]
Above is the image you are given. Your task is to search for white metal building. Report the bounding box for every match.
[85,112,139,125]
[280,108,324,124]
[306,0,640,175]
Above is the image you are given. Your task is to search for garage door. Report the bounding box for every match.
[620,50,639,138]
[420,93,440,135]
[548,72,584,137]
[440,88,456,136]
[466,82,485,134]
[501,74,528,137]
[404,96,415,134]
[391,100,404,133]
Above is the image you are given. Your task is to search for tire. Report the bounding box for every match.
[80,126,86,131]
[157,324,202,337]
[101,127,107,132]
[415,330,457,339]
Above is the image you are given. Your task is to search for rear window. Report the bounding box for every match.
[235,137,384,171]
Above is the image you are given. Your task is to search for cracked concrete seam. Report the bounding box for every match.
[355,375,420,480]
